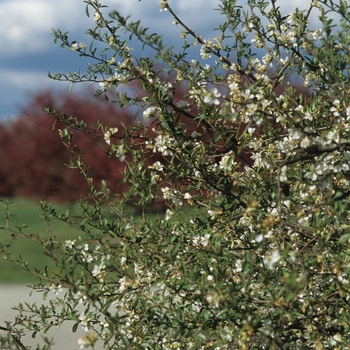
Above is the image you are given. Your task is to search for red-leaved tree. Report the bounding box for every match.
[0,89,134,202]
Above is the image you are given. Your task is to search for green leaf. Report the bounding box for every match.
[214,133,222,142]
[339,233,350,244]
[72,322,79,333]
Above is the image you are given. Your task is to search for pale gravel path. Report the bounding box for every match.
[0,285,105,350]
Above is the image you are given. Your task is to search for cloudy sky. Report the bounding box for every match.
[0,0,332,120]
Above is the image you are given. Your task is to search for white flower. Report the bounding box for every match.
[200,42,212,59]
[149,161,164,171]
[176,100,189,110]
[100,321,109,328]
[164,209,174,221]
[114,144,126,162]
[346,106,350,119]
[154,134,175,156]
[161,187,172,200]
[192,235,199,245]
[219,152,235,173]
[79,313,90,332]
[233,259,243,273]
[150,171,160,185]
[288,128,303,140]
[279,165,287,182]
[49,283,62,295]
[208,210,215,217]
[203,87,221,105]
[160,82,173,97]
[74,291,88,304]
[78,336,89,349]
[263,250,281,269]
[251,152,265,168]
[70,42,78,51]
[309,28,323,40]
[184,193,192,199]
[192,233,210,247]
[338,275,349,285]
[118,277,127,293]
[201,233,210,247]
[247,127,255,134]
[65,239,76,249]
[305,164,320,181]
[93,11,101,22]
[159,0,168,11]
[143,106,158,119]
[300,136,311,148]
[92,263,105,281]
[255,234,264,243]
[103,127,118,145]
[78,333,97,349]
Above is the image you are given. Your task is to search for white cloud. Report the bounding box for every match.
[0,0,328,58]
[1,68,52,89]
[0,67,78,119]
[0,0,89,56]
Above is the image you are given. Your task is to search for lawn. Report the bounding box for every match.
[0,198,84,283]
[0,197,191,283]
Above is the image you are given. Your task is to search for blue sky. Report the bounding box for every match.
[0,0,329,120]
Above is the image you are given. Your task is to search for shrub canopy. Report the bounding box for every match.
[2,0,350,349]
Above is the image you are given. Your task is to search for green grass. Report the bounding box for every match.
[0,198,84,283]
[0,198,193,283]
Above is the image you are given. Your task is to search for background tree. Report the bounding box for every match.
[0,90,134,202]
[1,0,350,349]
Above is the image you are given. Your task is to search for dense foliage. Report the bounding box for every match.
[2,0,350,348]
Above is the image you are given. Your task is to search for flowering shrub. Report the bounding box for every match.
[2,0,350,348]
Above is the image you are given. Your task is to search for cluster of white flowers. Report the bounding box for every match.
[49,283,63,295]
[164,209,174,221]
[161,186,183,205]
[99,66,131,90]
[146,134,178,156]
[79,312,91,332]
[70,42,86,51]
[77,333,98,349]
[92,261,106,282]
[219,151,236,174]
[192,233,211,247]
[148,161,164,172]
[176,99,189,110]
[159,0,168,11]
[103,127,118,145]
[263,250,281,269]
[65,239,76,249]
[143,106,161,119]
[114,144,126,162]
[200,39,213,60]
